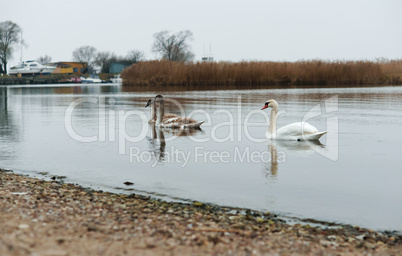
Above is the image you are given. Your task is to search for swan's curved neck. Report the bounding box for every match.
[156,99,165,125]
[269,106,278,138]
[150,101,156,121]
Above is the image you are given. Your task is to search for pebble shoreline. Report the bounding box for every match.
[1,169,401,256]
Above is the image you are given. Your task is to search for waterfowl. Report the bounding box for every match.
[261,99,327,141]
[146,95,204,129]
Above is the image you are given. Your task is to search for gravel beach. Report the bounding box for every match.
[1,169,401,256]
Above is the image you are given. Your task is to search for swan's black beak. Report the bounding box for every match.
[145,99,152,108]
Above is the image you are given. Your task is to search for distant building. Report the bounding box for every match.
[202,57,214,62]
[202,44,214,62]
[51,62,87,75]
[109,62,131,74]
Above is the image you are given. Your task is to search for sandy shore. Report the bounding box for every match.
[1,169,401,256]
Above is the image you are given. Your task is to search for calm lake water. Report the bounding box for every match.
[0,84,401,232]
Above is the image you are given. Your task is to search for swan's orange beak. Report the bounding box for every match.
[261,104,268,110]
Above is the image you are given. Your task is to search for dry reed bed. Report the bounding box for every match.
[121,60,402,87]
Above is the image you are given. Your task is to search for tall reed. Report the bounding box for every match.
[121,59,402,87]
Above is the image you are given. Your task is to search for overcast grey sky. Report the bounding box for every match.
[2,0,401,66]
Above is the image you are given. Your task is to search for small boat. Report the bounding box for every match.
[9,60,56,75]
[110,74,122,84]
[69,77,82,83]
[80,74,104,83]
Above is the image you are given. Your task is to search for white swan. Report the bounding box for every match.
[261,99,327,141]
[146,95,204,129]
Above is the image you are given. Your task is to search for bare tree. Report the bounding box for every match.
[72,45,97,74]
[0,21,22,74]
[126,50,145,63]
[37,55,52,65]
[95,51,117,73]
[93,50,145,73]
[152,30,194,62]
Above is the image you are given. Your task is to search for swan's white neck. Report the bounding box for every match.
[269,105,278,139]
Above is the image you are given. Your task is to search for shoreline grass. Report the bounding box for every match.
[121,59,402,88]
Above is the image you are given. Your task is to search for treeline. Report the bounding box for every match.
[121,59,402,87]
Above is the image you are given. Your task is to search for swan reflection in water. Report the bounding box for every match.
[145,95,204,164]
[263,140,325,181]
[147,123,203,164]
[147,123,166,162]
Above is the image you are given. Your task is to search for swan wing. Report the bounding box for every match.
[161,115,204,129]
[299,122,319,134]
[162,117,183,128]
[276,122,317,137]
[276,122,325,141]
[164,113,180,120]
